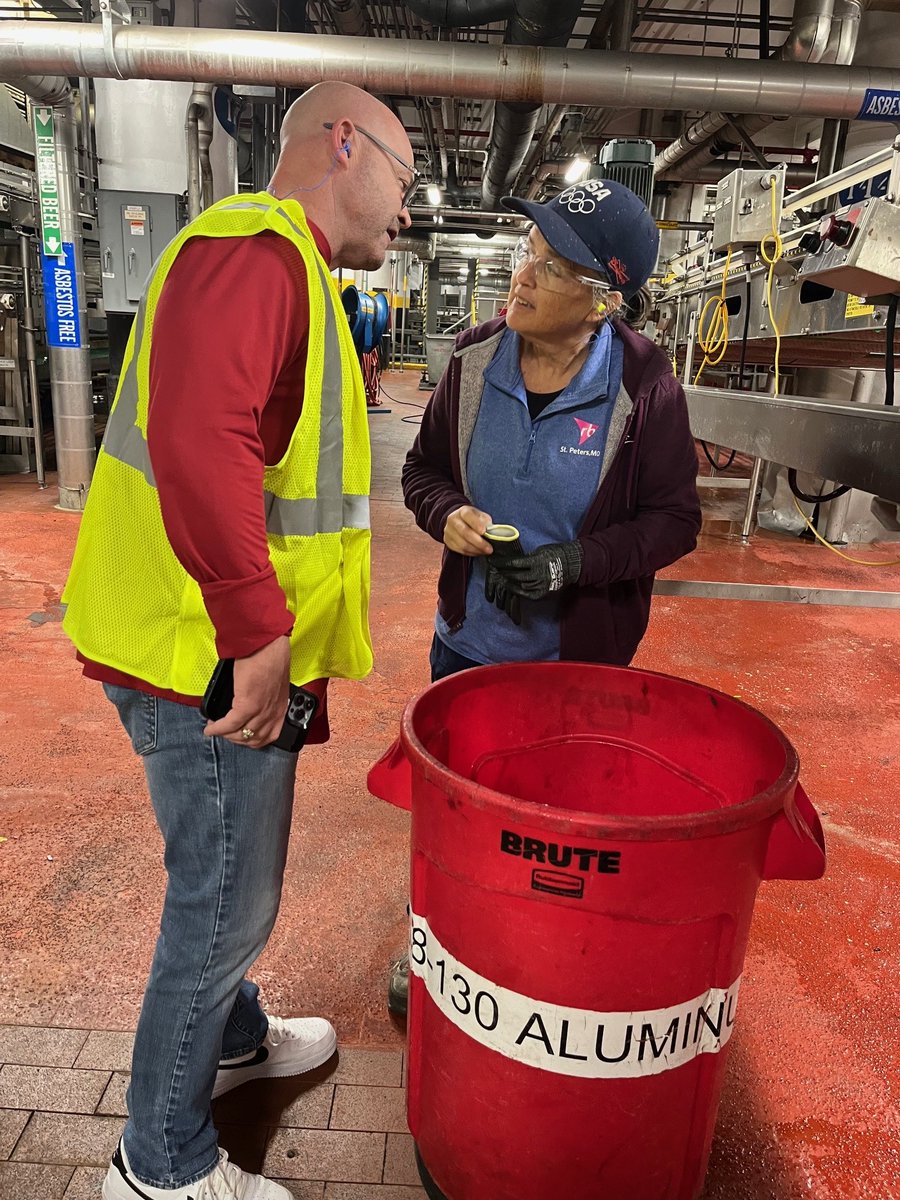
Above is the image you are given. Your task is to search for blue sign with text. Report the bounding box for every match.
[40,241,82,349]
[839,170,890,208]
[856,89,900,121]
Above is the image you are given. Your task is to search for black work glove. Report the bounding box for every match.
[492,540,584,601]
[484,559,522,626]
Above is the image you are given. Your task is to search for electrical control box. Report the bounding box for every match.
[98,190,182,314]
[127,0,164,24]
[711,166,786,253]
[796,196,900,297]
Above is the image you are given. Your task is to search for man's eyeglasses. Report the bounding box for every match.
[512,237,611,301]
[324,121,421,209]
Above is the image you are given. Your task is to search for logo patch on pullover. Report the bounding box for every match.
[574,418,599,446]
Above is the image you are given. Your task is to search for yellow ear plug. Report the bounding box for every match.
[596,301,606,314]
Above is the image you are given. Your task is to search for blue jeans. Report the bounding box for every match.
[104,684,299,1188]
[429,632,481,682]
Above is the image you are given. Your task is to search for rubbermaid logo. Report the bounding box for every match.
[531,869,585,899]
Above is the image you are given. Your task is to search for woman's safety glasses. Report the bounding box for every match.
[512,237,612,303]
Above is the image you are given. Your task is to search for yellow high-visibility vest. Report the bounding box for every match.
[62,192,373,694]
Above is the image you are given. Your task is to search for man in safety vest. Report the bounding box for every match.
[62,82,416,1200]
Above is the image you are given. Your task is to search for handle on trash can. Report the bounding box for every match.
[763,783,826,881]
[367,738,412,811]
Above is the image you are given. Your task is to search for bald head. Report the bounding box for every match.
[278,82,408,154]
[267,81,415,270]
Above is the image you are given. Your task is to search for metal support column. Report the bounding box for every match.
[813,119,848,215]
[399,251,409,368]
[683,309,698,386]
[19,232,46,488]
[44,96,95,509]
[251,109,266,193]
[426,260,440,336]
[465,258,477,328]
[741,455,765,542]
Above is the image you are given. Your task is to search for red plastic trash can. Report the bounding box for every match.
[368,662,825,1200]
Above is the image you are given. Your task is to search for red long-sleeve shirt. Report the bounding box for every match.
[79,223,333,738]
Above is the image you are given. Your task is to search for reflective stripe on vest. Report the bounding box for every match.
[101,198,369,537]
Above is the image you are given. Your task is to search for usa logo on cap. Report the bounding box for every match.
[501,178,659,299]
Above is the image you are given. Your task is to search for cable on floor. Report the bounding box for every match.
[379,382,426,424]
[791,496,900,566]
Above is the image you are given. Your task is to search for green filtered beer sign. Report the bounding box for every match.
[33,106,63,258]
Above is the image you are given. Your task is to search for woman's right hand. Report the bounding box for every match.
[444,505,494,556]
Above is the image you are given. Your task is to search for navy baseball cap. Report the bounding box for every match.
[501,179,659,300]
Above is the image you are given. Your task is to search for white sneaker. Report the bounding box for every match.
[102,1140,291,1199]
[212,1014,337,1100]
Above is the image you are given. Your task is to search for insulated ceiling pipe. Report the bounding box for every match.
[328,0,371,37]
[185,82,214,220]
[524,160,565,200]
[512,103,565,195]
[655,0,863,180]
[404,0,514,22]
[428,97,449,187]
[683,160,817,185]
[480,0,584,211]
[405,0,583,211]
[1,23,898,121]
[15,74,71,105]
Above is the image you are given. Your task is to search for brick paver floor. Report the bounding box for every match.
[0,1027,426,1199]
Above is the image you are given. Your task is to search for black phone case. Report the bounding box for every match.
[200,658,319,754]
[200,657,235,721]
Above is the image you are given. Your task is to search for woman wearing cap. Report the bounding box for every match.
[387,181,701,1014]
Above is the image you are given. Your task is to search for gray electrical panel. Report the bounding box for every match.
[711,166,786,253]
[796,196,900,298]
[98,190,182,314]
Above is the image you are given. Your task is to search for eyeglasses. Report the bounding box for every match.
[512,237,611,301]
[324,121,421,209]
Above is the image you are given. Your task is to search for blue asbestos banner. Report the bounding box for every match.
[856,90,900,121]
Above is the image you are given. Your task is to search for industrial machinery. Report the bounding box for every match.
[651,136,900,545]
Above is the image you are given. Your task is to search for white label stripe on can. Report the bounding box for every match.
[409,912,741,1079]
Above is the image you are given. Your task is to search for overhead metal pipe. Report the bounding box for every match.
[329,0,370,36]
[609,0,638,53]
[655,0,863,180]
[512,103,565,195]
[481,0,584,210]
[1,21,897,120]
[14,73,71,105]
[404,0,513,23]
[185,82,214,220]
[428,97,449,186]
[779,0,836,62]
[683,160,817,185]
[585,0,617,49]
[524,159,565,199]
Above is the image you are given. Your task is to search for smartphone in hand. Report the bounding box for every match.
[201,659,319,753]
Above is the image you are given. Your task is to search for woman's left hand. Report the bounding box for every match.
[492,541,584,600]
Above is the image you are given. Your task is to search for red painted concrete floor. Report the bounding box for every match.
[1,369,898,1199]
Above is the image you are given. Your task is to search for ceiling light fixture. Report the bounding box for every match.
[564,158,589,183]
